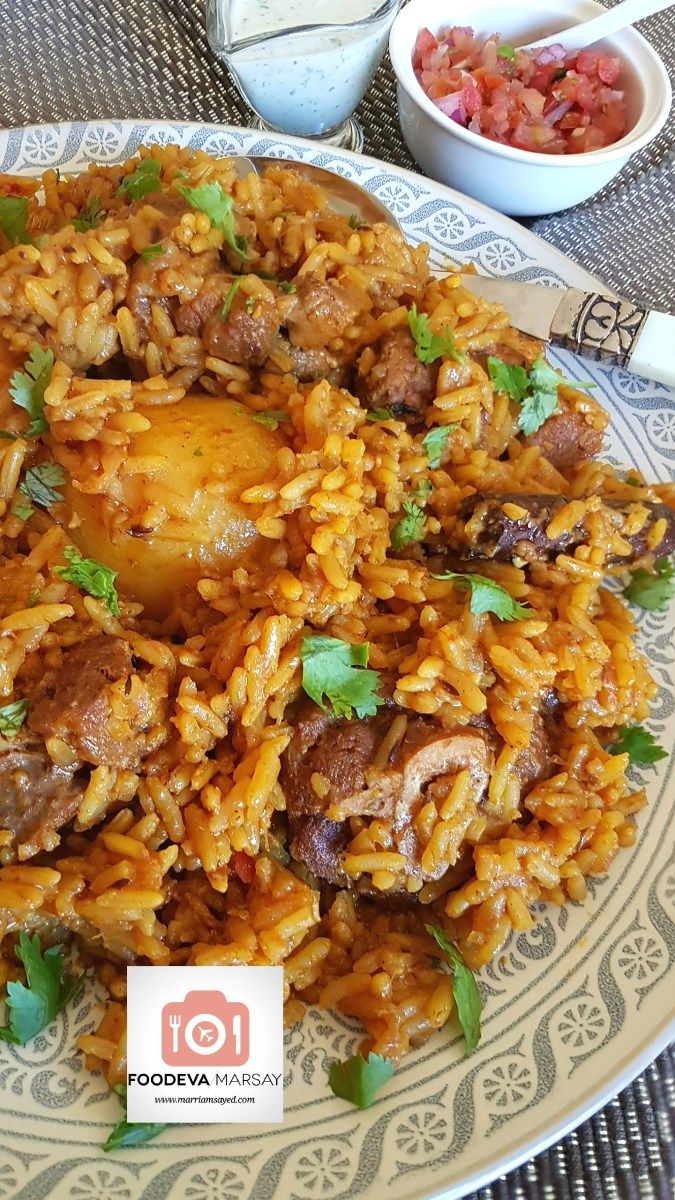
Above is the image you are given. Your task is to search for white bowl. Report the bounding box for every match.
[389,0,672,216]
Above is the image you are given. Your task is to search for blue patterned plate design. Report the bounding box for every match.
[0,121,673,1200]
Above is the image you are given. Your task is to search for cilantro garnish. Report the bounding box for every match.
[421,424,456,469]
[245,295,256,316]
[18,461,65,508]
[608,725,668,765]
[72,196,105,232]
[193,447,203,457]
[250,409,288,431]
[487,357,529,403]
[103,1084,166,1153]
[425,924,482,1055]
[139,242,165,262]
[623,556,675,612]
[26,588,40,607]
[53,545,120,616]
[220,279,241,320]
[391,500,425,552]
[365,408,397,423]
[0,699,28,738]
[300,635,383,720]
[488,353,593,436]
[9,345,53,437]
[0,196,29,246]
[257,272,295,293]
[176,181,247,259]
[410,477,432,502]
[328,1052,394,1109]
[496,44,516,60]
[11,500,33,522]
[347,213,369,230]
[433,570,531,621]
[407,304,463,364]
[0,932,83,1045]
[117,158,161,201]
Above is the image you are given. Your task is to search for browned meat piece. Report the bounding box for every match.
[524,404,605,470]
[280,696,491,886]
[514,713,555,798]
[202,290,279,366]
[285,275,369,350]
[281,342,344,384]
[357,328,437,422]
[27,635,143,770]
[0,742,84,852]
[454,493,675,567]
[174,276,224,336]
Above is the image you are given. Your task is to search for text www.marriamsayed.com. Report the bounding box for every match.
[160,1094,256,1105]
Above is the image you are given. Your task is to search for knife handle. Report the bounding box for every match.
[550,288,675,389]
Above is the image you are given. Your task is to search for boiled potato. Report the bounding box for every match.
[64,395,285,617]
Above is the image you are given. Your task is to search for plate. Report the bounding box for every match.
[0,120,674,1200]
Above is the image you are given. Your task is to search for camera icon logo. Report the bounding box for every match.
[161,990,250,1067]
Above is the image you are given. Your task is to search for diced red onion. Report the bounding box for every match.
[535,43,567,66]
[543,100,574,125]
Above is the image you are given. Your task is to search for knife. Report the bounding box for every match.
[459,275,675,389]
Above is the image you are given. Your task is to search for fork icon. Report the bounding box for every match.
[168,1013,182,1054]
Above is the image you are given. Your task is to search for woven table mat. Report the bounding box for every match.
[0,0,674,1196]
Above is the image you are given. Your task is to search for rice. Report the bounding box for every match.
[0,145,660,1079]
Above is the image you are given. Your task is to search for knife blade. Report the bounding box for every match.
[459,274,675,389]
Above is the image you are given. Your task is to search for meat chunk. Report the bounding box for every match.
[514,713,555,798]
[280,698,491,886]
[27,635,142,770]
[0,742,84,853]
[524,401,606,470]
[202,290,279,366]
[453,493,675,567]
[279,342,343,384]
[174,274,225,336]
[285,275,368,350]
[357,328,437,422]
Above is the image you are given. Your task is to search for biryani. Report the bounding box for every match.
[0,146,671,1100]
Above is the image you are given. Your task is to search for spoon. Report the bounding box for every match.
[230,156,402,231]
[520,0,674,51]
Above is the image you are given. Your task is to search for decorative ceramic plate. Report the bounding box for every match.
[0,120,673,1200]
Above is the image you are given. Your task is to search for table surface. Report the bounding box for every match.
[0,0,674,1196]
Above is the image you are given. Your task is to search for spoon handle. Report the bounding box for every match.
[521,0,674,51]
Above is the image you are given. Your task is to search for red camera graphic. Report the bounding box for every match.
[161,990,250,1067]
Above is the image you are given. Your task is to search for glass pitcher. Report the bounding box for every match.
[206,0,403,151]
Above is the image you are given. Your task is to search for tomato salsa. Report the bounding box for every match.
[413,26,627,154]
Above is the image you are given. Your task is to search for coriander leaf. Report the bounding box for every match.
[608,725,668,765]
[18,461,65,508]
[193,447,203,457]
[0,196,29,246]
[9,345,53,437]
[11,500,33,521]
[245,295,256,315]
[26,588,40,607]
[300,634,383,720]
[220,278,240,320]
[421,424,456,469]
[72,196,105,232]
[250,409,288,431]
[425,924,482,1054]
[53,545,120,616]
[257,272,295,293]
[0,932,83,1045]
[433,570,531,621]
[496,44,516,60]
[407,303,463,364]
[410,477,432,502]
[365,408,397,423]
[139,242,165,262]
[0,699,28,738]
[391,500,425,552]
[328,1051,394,1109]
[516,355,561,436]
[625,475,641,488]
[176,181,247,259]
[347,213,369,230]
[623,556,675,612]
[103,1084,166,1153]
[117,158,161,201]
[487,356,529,403]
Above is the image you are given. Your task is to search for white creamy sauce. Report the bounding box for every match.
[214,0,394,137]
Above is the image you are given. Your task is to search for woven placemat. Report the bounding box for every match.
[0,1,673,1195]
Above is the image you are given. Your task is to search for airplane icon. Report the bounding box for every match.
[196,1024,217,1044]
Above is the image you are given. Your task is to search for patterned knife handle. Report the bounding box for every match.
[550,288,649,369]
